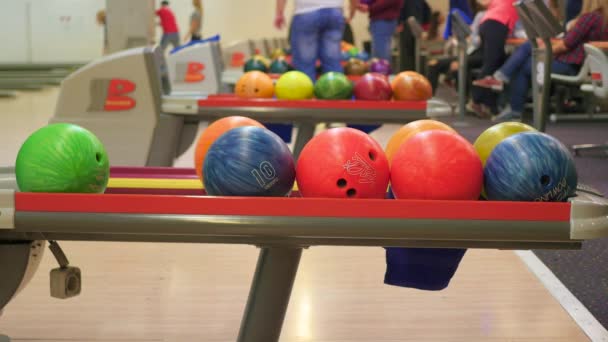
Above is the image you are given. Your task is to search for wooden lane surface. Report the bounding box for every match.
[0,242,590,341]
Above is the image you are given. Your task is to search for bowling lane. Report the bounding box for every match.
[0,243,590,341]
[0,87,593,341]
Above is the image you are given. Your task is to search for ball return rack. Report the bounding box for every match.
[50,41,452,167]
[0,166,607,341]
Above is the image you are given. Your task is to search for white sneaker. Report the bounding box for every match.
[491,110,522,122]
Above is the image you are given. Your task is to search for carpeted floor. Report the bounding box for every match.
[438,103,608,330]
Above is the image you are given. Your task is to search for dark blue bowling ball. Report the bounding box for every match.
[484,132,577,202]
[203,126,296,196]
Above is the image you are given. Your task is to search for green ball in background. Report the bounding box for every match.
[348,47,359,57]
[314,72,353,100]
[269,58,291,74]
[15,123,110,193]
[243,58,268,73]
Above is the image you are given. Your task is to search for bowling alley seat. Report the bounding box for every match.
[572,44,608,155]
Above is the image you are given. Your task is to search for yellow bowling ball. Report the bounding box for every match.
[473,122,537,166]
[270,48,286,59]
[253,54,271,68]
[275,71,314,100]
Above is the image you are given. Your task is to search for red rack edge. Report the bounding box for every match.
[14,192,571,222]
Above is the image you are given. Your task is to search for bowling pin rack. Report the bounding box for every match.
[0,166,608,342]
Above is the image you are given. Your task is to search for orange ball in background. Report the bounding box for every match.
[193,116,265,180]
[391,71,432,101]
[235,71,275,99]
[385,119,457,165]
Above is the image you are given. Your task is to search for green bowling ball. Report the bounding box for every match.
[314,72,353,100]
[244,58,268,72]
[15,123,110,193]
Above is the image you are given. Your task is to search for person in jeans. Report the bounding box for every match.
[472,41,533,91]
[468,0,519,118]
[275,0,357,81]
[156,1,180,53]
[500,0,608,121]
[358,0,404,61]
[473,1,580,92]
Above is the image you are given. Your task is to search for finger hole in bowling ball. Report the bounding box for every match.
[540,175,551,186]
[346,188,357,197]
[95,153,102,163]
[368,150,376,161]
[337,178,347,188]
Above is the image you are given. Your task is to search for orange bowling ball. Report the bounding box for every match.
[235,71,275,98]
[385,120,456,165]
[194,116,265,180]
[391,71,432,101]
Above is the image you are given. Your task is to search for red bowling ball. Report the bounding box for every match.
[390,130,483,200]
[296,127,390,198]
[353,73,392,101]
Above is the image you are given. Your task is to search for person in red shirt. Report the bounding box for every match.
[156,1,180,53]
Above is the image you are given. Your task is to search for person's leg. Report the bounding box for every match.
[494,41,533,82]
[169,33,180,50]
[508,59,531,115]
[318,8,345,74]
[160,33,170,52]
[370,19,398,61]
[471,19,509,114]
[399,24,417,71]
[290,11,321,81]
[427,57,455,93]
[506,59,578,116]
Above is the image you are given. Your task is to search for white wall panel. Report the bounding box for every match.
[0,0,30,63]
[29,0,103,63]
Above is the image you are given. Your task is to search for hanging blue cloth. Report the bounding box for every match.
[384,187,467,290]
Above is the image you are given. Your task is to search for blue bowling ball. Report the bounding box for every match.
[356,51,370,61]
[203,126,296,196]
[484,132,577,202]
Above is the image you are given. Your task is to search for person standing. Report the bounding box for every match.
[96,9,108,55]
[185,0,204,42]
[468,0,519,118]
[358,0,404,61]
[397,0,430,71]
[275,0,357,81]
[156,1,180,53]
